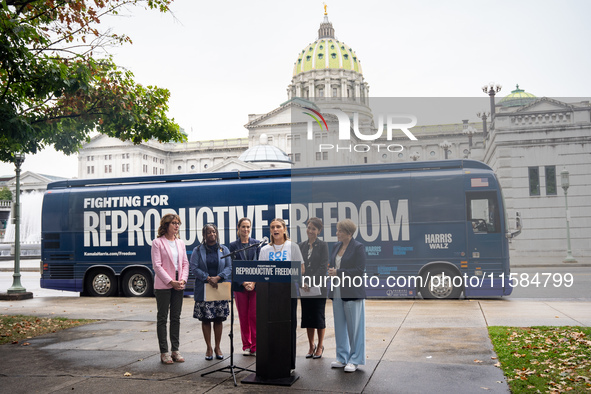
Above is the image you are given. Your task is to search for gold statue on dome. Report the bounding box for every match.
[324,3,327,15]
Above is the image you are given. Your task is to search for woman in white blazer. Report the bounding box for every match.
[151,213,190,364]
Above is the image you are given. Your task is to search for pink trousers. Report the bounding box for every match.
[234,290,256,352]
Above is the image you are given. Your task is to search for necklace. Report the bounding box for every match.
[273,242,286,253]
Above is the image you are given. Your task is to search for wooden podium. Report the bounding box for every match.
[233,261,300,386]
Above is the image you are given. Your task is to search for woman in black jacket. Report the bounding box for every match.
[298,217,329,359]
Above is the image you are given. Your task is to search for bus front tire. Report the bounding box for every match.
[122,268,153,297]
[421,268,463,299]
[86,269,117,297]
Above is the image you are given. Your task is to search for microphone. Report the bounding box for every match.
[258,237,269,248]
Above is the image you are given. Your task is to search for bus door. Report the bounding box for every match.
[465,191,504,295]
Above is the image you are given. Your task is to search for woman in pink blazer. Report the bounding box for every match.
[151,213,190,364]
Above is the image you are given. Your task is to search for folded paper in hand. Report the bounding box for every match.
[300,286,322,297]
[205,282,232,301]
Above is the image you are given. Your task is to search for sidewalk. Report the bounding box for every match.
[1,297,590,393]
[1,255,590,273]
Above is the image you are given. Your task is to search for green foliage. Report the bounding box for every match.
[0,0,186,163]
[0,186,12,200]
[489,326,591,392]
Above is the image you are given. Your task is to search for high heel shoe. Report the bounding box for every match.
[313,345,324,359]
[305,345,316,359]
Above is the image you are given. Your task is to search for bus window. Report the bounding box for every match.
[467,192,500,233]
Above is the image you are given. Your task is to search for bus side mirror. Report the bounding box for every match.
[506,212,522,239]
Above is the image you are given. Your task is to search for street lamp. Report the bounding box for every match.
[482,82,502,120]
[463,125,477,149]
[439,141,452,159]
[560,168,577,263]
[7,153,31,295]
[476,111,490,140]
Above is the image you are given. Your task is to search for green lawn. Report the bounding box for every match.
[489,326,591,392]
[1,314,94,345]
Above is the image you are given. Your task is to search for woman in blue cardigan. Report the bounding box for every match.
[327,219,366,373]
[190,223,232,361]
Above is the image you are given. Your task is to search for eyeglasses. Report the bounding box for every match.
[171,222,181,226]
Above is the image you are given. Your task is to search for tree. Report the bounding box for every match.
[0,0,186,163]
[0,186,12,200]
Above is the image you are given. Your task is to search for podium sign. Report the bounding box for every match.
[235,261,300,386]
[233,260,301,283]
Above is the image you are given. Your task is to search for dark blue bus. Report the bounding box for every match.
[41,160,521,298]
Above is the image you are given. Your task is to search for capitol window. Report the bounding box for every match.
[545,166,557,195]
[315,152,328,161]
[528,167,540,196]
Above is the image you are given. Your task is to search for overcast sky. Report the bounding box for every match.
[2,0,590,179]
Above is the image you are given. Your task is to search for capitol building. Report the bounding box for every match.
[77,12,591,259]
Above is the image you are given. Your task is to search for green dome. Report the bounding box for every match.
[292,16,362,77]
[499,84,537,107]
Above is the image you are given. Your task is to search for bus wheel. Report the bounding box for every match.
[421,268,462,299]
[86,269,117,297]
[122,268,153,297]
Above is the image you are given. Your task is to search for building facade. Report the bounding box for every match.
[76,13,590,258]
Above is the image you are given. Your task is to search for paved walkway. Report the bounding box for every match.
[1,296,590,393]
[2,255,590,272]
